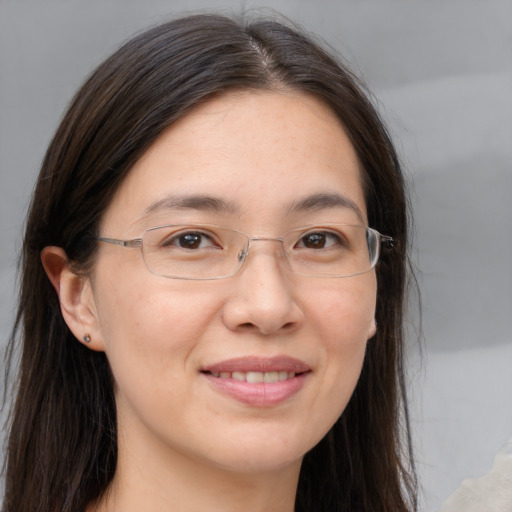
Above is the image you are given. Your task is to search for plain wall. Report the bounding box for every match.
[1,0,511,509]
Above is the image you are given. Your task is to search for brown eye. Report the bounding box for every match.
[301,233,327,248]
[178,233,204,249]
[297,232,343,249]
[161,231,217,250]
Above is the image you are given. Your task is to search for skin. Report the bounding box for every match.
[43,90,377,512]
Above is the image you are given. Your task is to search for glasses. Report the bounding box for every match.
[95,224,394,280]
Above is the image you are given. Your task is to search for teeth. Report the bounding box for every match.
[209,371,297,382]
[264,372,278,383]
[246,371,264,383]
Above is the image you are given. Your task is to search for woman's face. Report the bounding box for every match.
[87,91,377,475]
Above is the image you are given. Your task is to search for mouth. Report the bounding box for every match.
[204,370,299,383]
[200,356,311,406]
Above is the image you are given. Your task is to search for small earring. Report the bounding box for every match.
[83,334,91,343]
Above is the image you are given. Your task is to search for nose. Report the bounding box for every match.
[221,240,304,336]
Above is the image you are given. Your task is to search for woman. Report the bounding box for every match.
[3,14,417,512]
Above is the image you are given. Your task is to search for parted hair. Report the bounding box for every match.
[3,14,417,512]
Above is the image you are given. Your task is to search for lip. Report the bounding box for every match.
[201,356,311,407]
[202,356,310,374]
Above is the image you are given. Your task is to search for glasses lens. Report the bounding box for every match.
[142,225,247,279]
[286,225,379,277]
[140,224,381,279]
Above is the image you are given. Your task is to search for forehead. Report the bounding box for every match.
[101,90,367,233]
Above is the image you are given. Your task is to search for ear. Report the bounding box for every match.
[367,317,377,340]
[41,246,105,352]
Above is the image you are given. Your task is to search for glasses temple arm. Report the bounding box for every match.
[95,237,142,248]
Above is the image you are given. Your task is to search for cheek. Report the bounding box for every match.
[92,264,222,378]
[313,275,377,346]
[92,278,225,433]
[308,276,376,403]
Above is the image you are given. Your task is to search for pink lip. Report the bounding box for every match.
[201,356,311,407]
[202,356,310,374]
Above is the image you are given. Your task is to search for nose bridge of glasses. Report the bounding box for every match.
[238,236,288,265]
[249,236,285,244]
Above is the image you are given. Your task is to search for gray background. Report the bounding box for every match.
[1,0,511,509]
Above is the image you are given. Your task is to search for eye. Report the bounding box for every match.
[295,231,345,249]
[162,230,219,250]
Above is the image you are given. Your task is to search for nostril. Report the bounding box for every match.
[244,321,297,335]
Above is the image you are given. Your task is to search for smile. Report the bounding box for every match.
[201,356,311,406]
[207,371,297,382]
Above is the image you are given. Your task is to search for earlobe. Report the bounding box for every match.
[41,246,105,352]
[367,318,377,340]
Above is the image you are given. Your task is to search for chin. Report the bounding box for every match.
[200,423,325,475]
[212,449,304,475]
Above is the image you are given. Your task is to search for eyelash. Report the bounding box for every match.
[159,229,348,251]
[295,231,347,250]
[161,231,220,250]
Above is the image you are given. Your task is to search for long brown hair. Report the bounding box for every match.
[3,14,417,512]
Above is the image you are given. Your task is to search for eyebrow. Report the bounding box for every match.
[287,192,365,223]
[143,194,238,216]
[141,191,365,223]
